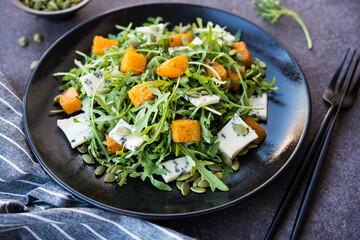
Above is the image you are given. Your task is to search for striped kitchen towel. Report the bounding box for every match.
[0,72,193,240]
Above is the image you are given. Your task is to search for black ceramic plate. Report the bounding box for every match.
[23,3,310,219]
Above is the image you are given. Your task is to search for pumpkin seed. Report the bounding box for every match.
[177,173,191,181]
[24,0,30,7]
[235,53,242,62]
[191,186,206,193]
[229,49,237,56]
[129,40,139,49]
[222,153,232,166]
[116,127,131,136]
[207,163,222,172]
[179,25,191,34]
[18,36,28,47]
[106,165,115,173]
[47,1,59,11]
[181,36,189,45]
[232,124,249,135]
[77,144,88,153]
[96,88,111,94]
[111,165,124,174]
[247,143,257,149]
[95,165,106,176]
[259,60,267,69]
[56,0,64,6]
[176,181,183,190]
[192,177,201,187]
[238,147,249,156]
[215,172,223,180]
[185,91,201,98]
[30,61,38,70]
[104,173,116,183]
[53,94,60,103]
[33,0,42,10]
[198,180,210,188]
[231,160,240,171]
[149,33,156,42]
[260,67,266,77]
[181,182,191,196]
[62,1,71,9]
[186,172,200,182]
[146,52,154,62]
[200,90,210,95]
[82,154,95,165]
[33,33,43,43]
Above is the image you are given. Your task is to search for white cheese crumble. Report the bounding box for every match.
[135,23,165,34]
[159,156,195,183]
[168,46,192,55]
[248,93,268,121]
[79,70,105,96]
[182,91,221,107]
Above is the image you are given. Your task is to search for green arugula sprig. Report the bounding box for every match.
[253,0,312,50]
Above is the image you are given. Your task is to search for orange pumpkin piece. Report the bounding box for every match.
[128,82,157,106]
[170,118,202,143]
[228,64,245,91]
[105,133,124,154]
[156,54,189,78]
[92,36,119,56]
[244,117,266,144]
[59,87,82,115]
[233,41,254,69]
[120,46,147,75]
[168,33,194,47]
[206,60,227,81]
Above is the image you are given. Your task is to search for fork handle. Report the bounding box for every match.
[290,107,340,240]
[264,105,336,240]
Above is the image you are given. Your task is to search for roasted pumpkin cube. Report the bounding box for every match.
[105,133,124,154]
[170,118,202,143]
[206,60,227,81]
[128,82,156,106]
[244,117,266,144]
[59,87,82,115]
[92,36,119,56]
[168,33,194,47]
[233,41,254,69]
[156,54,189,78]
[228,64,245,91]
[120,46,147,75]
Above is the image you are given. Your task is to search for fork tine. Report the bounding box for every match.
[336,49,357,92]
[327,48,350,90]
[348,54,360,97]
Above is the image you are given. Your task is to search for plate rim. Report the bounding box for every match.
[23,2,311,219]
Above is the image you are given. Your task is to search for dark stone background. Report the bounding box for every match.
[1,0,359,239]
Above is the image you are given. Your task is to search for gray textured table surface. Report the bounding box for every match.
[1,0,359,239]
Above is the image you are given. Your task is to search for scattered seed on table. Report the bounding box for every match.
[18,36,28,47]
[30,61,38,70]
[33,33,43,43]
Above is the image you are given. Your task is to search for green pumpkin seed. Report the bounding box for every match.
[191,186,206,193]
[186,172,200,182]
[129,40,139,49]
[200,90,210,95]
[56,0,64,6]
[106,165,116,173]
[104,173,116,183]
[222,153,232,166]
[47,1,59,11]
[24,0,30,7]
[238,147,249,156]
[146,52,154,62]
[176,181,183,190]
[181,182,191,196]
[33,33,43,43]
[259,60,267,69]
[96,88,111,94]
[192,177,201,187]
[181,36,190,45]
[229,49,237,56]
[149,33,157,43]
[231,160,240,171]
[177,173,191,181]
[233,124,249,135]
[185,91,201,98]
[95,165,106,176]
[82,154,95,165]
[197,180,210,188]
[77,144,88,153]
[53,94,60,103]
[260,67,266,77]
[247,143,257,149]
[207,163,222,172]
[235,53,242,62]
[215,172,223,180]
[62,1,71,9]
[111,165,124,174]
[179,25,191,34]
[116,127,131,136]
[30,60,38,70]
[18,36,28,47]
[33,0,42,10]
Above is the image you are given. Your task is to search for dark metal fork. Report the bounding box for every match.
[264,48,360,240]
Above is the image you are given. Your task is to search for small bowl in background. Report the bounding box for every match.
[11,0,91,20]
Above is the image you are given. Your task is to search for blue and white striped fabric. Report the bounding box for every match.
[0,72,194,240]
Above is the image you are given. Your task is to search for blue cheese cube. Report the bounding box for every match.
[248,93,267,121]
[191,37,203,45]
[182,91,220,107]
[217,114,258,159]
[79,70,105,96]
[108,119,145,152]
[135,23,165,34]
[57,113,92,148]
[159,156,196,183]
